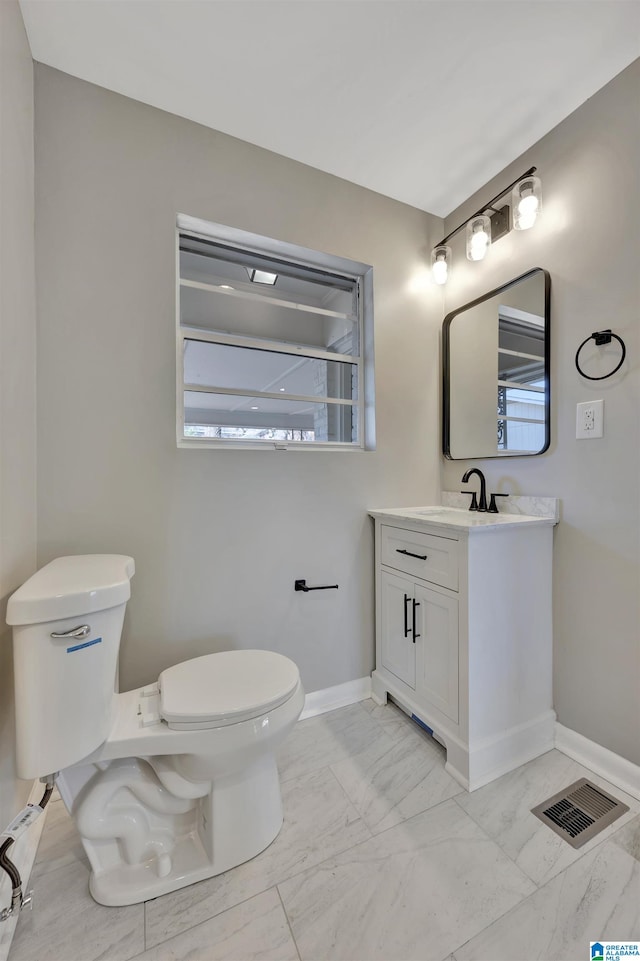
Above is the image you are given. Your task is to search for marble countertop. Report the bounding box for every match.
[369,492,559,533]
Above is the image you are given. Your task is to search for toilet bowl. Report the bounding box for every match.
[6,555,304,906]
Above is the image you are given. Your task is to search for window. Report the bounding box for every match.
[497,308,546,453]
[177,215,374,450]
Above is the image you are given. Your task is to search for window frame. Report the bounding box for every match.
[176,215,375,451]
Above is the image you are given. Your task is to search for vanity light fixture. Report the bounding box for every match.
[246,268,278,285]
[431,166,541,284]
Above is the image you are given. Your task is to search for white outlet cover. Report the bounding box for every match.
[576,399,604,439]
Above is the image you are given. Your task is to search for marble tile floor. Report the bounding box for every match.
[9,699,640,961]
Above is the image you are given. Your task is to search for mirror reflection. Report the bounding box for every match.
[443,268,550,459]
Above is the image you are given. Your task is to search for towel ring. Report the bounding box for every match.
[575,330,626,381]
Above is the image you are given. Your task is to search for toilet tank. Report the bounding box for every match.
[6,555,135,780]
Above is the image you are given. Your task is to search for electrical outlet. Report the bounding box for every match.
[576,399,604,439]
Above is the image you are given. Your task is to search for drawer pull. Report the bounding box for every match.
[403,594,410,638]
[412,599,421,642]
[396,548,427,561]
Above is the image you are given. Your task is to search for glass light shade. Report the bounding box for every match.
[466,215,491,261]
[431,245,451,285]
[512,176,542,230]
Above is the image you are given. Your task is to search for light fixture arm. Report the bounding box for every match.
[434,166,537,248]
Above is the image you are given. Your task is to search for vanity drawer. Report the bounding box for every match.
[381,525,458,590]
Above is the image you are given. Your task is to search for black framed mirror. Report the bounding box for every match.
[443,268,550,459]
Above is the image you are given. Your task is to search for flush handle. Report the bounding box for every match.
[50,624,91,639]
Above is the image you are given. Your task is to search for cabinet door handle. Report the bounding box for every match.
[412,599,420,642]
[403,594,410,638]
[396,548,427,561]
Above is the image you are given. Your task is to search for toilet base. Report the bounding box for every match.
[89,811,283,906]
[61,753,285,906]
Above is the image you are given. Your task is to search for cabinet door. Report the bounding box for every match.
[414,583,458,722]
[380,570,416,689]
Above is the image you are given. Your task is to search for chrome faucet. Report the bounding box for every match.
[461,468,488,512]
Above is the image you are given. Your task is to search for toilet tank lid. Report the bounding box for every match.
[7,555,135,626]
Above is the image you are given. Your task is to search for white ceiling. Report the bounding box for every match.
[19,0,640,217]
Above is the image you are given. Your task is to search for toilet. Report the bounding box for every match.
[6,555,304,906]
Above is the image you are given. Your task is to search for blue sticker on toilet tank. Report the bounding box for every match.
[66,637,102,653]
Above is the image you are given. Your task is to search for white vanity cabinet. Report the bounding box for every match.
[370,506,557,792]
[380,573,458,715]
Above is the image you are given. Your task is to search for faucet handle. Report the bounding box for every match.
[460,490,479,511]
[488,492,509,514]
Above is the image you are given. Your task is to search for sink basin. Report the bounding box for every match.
[407,507,458,516]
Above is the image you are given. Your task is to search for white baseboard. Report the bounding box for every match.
[299,680,640,805]
[466,710,557,791]
[300,676,372,720]
[0,781,50,961]
[555,723,640,802]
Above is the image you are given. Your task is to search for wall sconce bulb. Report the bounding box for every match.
[431,245,451,285]
[512,175,542,230]
[466,215,491,261]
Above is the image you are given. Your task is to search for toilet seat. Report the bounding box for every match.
[158,650,301,730]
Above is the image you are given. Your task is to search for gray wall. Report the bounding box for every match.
[0,2,36,820]
[441,61,640,765]
[34,66,444,694]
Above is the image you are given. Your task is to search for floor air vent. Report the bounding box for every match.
[531,778,628,849]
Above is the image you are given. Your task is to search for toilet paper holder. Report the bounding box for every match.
[294,579,339,593]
